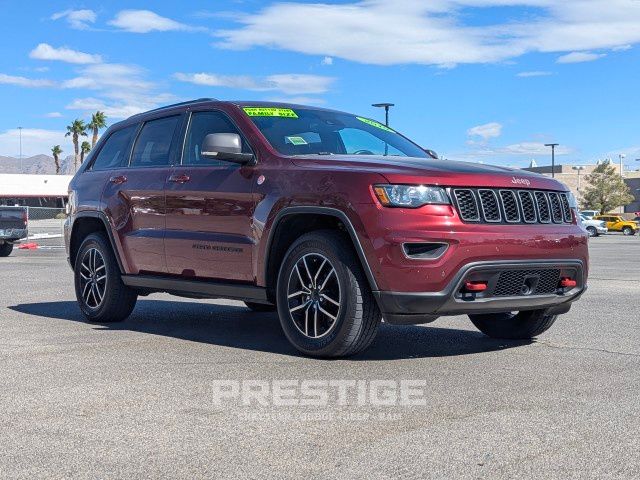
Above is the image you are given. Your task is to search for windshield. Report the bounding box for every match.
[242,106,429,158]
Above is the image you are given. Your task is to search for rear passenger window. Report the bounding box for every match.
[91,125,136,171]
[130,116,181,167]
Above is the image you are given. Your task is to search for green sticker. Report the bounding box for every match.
[286,136,308,145]
[243,107,298,118]
[356,116,394,132]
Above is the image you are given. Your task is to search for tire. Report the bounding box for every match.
[469,309,558,339]
[622,226,635,236]
[276,230,381,358]
[74,232,137,323]
[0,242,13,257]
[244,301,276,312]
[586,226,597,237]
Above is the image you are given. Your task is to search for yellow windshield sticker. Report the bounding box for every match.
[356,116,394,133]
[286,136,308,145]
[243,107,298,118]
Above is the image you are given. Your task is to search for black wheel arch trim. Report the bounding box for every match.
[264,206,379,292]
[70,211,125,274]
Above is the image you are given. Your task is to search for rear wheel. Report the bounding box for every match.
[586,226,597,237]
[469,309,558,339]
[0,242,13,257]
[244,301,276,312]
[276,230,381,358]
[622,226,635,236]
[74,232,137,322]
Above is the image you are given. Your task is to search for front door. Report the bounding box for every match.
[164,110,256,282]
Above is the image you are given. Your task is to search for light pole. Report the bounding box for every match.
[372,103,395,127]
[619,154,626,178]
[544,143,559,178]
[17,126,23,173]
[572,165,585,195]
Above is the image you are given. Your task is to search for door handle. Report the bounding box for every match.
[109,175,127,185]
[168,174,190,184]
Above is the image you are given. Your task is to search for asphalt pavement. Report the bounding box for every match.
[0,235,638,479]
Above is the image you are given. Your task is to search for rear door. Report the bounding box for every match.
[102,115,183,274]
[164,109,256,281]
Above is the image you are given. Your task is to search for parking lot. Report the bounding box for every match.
[1,235,638,479]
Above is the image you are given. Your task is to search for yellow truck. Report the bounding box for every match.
[593,215,638,236]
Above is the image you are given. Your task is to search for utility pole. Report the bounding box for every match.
[618,154,626,178]
[372,103,395,127]
[18,126,23,173]
[572,165,585,195]
[544,143,559,178]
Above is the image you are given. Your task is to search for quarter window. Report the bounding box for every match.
[91,125,136,171]
[130,116,181,167]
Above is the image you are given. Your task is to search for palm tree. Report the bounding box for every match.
[65,119,87,172]
[80,141,91,164]
[51,145,62,175]
[87,111,107,148]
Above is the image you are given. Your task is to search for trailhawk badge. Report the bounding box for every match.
[511,177,531,187]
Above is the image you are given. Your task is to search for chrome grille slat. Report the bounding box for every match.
[451,188,572,225]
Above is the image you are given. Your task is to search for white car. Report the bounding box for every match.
[580,210,599,219]
[580,214,608,237]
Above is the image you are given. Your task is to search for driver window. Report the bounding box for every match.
[183,111,249,166]
[339,128,404,156]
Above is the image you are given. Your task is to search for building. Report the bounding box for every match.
[522,163,639,214]
[0,174,73,208]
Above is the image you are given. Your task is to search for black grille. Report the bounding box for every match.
[452,188,572,225]
[493,269,561,296]
[478,190,501,222]
[453,189,479,221]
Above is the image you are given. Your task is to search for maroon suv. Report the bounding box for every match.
[64,99,588,357]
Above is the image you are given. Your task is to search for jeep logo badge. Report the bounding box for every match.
[511,177,531,187]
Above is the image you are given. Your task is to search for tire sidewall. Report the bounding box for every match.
[74,234,114,320]
[276,236,360,356]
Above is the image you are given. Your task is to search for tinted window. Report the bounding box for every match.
[130,116,180,167]
[183,111,251,166]
[91,125,136,171]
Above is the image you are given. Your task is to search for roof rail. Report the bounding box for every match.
[131,98,218,118]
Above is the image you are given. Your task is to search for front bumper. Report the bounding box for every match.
[374,260,587,324]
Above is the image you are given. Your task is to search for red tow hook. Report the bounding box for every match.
[559,277,577,288]
[464,281,488,292]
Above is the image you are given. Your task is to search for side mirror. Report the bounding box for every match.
[424,148,439,159]
[201,133,255,165]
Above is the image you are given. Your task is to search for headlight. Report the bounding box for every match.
[373,184,450,208]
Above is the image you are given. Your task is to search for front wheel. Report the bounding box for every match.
[0,242,14,257]
[276,230,381,358]
[469,309,558,339]
[74,232,137,322]
[586,226,598,237]
[622,226,636,236]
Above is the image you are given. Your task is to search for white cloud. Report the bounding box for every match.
[0,128,72,157]
[517,71,553,77]
[44,112,63,118]
[214,0,640,67]
[556,51,606,64]
[109,10,199,33]
[62,63,153,91]
[0,73,55,88]
[174,72,334,95]
[29,43,102,64]
[266,96,326,105]
[321,56,334,65]
[51,9,96,30]
[467,122,502,140]
[612,44,632,51]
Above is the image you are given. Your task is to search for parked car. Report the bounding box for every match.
[0,206,28,256]
[580,210,599,219]
[64,99,589,358]
[579,215,608,237]
[593,215,638,236]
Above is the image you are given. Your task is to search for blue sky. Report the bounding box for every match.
[0,0,639,170]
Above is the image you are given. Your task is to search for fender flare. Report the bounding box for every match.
[71,211,125,273]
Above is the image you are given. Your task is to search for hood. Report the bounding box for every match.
[291,155,568,191]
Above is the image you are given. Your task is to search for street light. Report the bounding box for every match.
[371,103,395,127]
[619,153,626,178]
[572,165,585,193]
[544,143,559,178]
[17,126,23,173]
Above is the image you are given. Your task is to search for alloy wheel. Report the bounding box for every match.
[286,253,341,338]
[79,247,107,309]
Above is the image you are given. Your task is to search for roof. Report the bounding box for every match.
[0,174,73,197]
